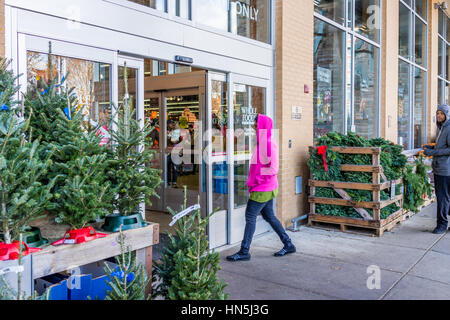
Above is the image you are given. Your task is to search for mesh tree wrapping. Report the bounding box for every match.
[0,59,55,244]
[308,132,407,219]
[103,229,150,300]
[152,188,228,300]
[108,64,161,217]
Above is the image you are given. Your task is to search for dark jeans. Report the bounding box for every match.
[167,155,178,185]
[240,199,292,254]
[435,175,450,228]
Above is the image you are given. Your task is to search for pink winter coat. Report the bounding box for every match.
[246,114,279,193]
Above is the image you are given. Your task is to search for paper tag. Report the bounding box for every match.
[390,181,396,200]
[64,239,76,245]
[169,204,201,227]
[0,266,25,276]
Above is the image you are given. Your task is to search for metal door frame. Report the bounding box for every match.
[117,55,146,219]
[206,71,229,249]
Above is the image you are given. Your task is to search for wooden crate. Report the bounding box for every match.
[32,222,159,296]
[308,146,404,237]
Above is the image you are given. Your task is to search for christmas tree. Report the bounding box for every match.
[103,228,150,300]
[24,44,116,229]
[50,104,115,229]
[108,64,161,217]
[0,58,55,244]
[152,187,228,300]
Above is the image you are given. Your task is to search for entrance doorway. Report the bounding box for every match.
[147,88,204,212]
[115,56,270,249]
[143,66,207,232]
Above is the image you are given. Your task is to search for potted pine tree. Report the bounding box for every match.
[152,187,228,300]
[0,59,55,260]
[24,46,116,245]
[102,64,161,232]
[49,105,116,245]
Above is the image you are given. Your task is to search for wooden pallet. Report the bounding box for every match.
[308,146,405,237]
[403,196,436,220]
[308,209,405,237]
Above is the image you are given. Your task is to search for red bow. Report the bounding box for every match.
[316,146,328,172]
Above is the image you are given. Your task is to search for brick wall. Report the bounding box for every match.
[275,0,314,227]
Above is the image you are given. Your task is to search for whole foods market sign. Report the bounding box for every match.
[241,107,258,125]
[234,1,260,22]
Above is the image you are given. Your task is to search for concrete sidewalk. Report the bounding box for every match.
[218,203,450,300]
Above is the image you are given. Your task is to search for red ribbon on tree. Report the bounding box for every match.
[316,146,328,172]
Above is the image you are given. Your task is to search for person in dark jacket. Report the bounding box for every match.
[424,105,450,234]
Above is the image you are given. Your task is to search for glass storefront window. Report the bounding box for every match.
[346,35,353,132]
[314,1,382,140]
[128,0,165,10]
[447,14,450,43]
[399,0,428,150]
[447,45,450,81]
[233,84,265,208]
[118,66,138,118]
[415,17,427,67]
[399,3,411,60]
[414,68,426,148]
[355,0,380,43]
[313,19,346,139]
[354,39,379,139]
[168,0,191,19]
[402,0,412,6]
[211,80,228,211]
[314,0,346,25]
[439,39,445,78]
[145,95,162,170]
[211,81,228,157]
[193,0,229,32]
[193,0,271,44]
[438,8,450,107]
[230,0,270,43]
[398,60,410,149]
[415,0,427,20]
[27,51,112,128]
[165,93,200,191]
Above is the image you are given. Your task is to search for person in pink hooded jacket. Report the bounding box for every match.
[227,114,296,262]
